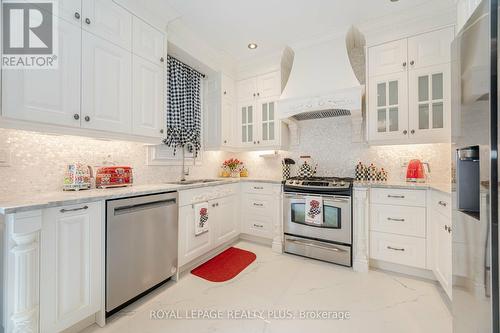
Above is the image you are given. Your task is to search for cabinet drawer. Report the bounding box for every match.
[431,190,451,219]
[244,215,272,239]
[178,184,239,206]
[244,194,275,216]
[370,204,426,238]
[370,231,426,268]
[242,182,281,195]
[371,188,426,207]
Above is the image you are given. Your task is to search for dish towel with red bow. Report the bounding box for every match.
[194,202,209,236]
[305,196,323,225]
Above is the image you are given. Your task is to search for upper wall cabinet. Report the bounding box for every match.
[82,0,132,50]
[132,17,165,65]
[235,71,287,150]
[368,27,454,145]
[2,19,82,127]
[1,1,166,141]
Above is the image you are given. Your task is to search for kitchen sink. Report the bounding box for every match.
[167,179,221,185]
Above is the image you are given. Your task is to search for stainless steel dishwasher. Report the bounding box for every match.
[106,192,178,314]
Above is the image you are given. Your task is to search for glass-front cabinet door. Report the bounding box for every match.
[409,64,450,141]
[259,99,278,146]
[239,103,254,145]
[369,72,408,141]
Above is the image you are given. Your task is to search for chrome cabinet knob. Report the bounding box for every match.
[403,130,408,135]
[84,116,90,122]
[160,129,164,134]
[85,18,91,25]
[160,57,164,63]
[73,114,80,120]
[411,129,415,134]
[402,61,407,67]
[74,12,80,19]
[410,60,415,66]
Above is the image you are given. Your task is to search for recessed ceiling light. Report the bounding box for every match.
[248,43,258,50]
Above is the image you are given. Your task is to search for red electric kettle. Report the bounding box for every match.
[406,159,430,183]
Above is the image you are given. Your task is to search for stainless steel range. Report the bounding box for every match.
[283,176,353,267]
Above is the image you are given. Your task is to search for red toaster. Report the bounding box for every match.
[95,166,133,188]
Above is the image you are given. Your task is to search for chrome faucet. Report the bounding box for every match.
[181,142,196,182]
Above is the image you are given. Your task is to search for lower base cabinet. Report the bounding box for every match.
[40,202,102,333]
[178,192,239,267]
[431,191,452,299]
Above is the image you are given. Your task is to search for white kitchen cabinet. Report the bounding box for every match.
[407,28,454,70]
[2,18,82,127]
[368,39,408,77]
[368,72,408,141]
[213,195,240,247]
[132,55,164,137]
[257,71,281,99]
[237,77,258,101]
[430,191,452,299]
[238,102,255,146]
[238,97,282,148]
[241,183,281,240]
[40,202,102,333]
[408,64,450,141]
[178,184,241,267]
[368,27,453,145]
[204,73,236,150]
[369,188,427,269]
[132,16,165,65]
[30,0,82,27]
[82,0,132,51]
[178,204,212,267]
[81,31,132,133]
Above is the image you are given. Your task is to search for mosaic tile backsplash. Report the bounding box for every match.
[0,117,451,196]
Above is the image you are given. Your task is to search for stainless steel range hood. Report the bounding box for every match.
[278,26,365,142]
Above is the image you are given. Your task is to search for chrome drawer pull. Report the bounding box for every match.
[253,224,264,228]
[438,201,447,207]
[253,203,264,207]
[387,217,405,222]
[60,205,88,213]
[387,246,405,252]
[387,195,405,199]
[253,186,264,190]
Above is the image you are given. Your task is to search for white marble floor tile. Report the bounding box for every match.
[82,241,451,333]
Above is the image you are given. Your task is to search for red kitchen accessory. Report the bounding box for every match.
[95,166,133,188]
[406,159,430,183]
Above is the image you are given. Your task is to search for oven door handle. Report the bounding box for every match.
[285,193,350,203]
[287,238,348,253]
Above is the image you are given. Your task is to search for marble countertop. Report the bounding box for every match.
[353,181,451,194]
[0,178,282,215]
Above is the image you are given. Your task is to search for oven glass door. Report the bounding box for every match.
[290,200,341,229]
[284,193,352,245]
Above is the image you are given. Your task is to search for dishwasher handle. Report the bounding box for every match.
[113,198,176,216]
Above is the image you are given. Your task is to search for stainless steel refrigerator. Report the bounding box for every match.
[452,0,499,332]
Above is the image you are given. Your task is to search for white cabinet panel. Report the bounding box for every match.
[221,74,235,147]
[82,0,132,50]
[2,18,81,127]
[408,64,451,141]
[132,55,164,137]
[29,0,82,26]
[408,27,454,69]
[238,102,255,146]
[369,39,407,77]
[257,71,281,98]
[132,16,164,65]
[258,98,279,146]
[370,231,426,268]
[370,204,426,238]
[213,195,239,247]
[371,188,426,207]
[82,32,132,133]
[41,202,102,333]
[368,72,408,141]
[433,210,452,298]
[237,77,257,101]
[178,205,212,267]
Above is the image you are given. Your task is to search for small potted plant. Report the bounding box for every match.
[222,158,243,178]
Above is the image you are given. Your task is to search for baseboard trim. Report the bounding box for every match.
[239,233,273,246]
[369,259,437,281]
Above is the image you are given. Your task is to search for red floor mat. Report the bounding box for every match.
[191,247,256,282]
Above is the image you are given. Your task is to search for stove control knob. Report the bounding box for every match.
[340,181,346,186]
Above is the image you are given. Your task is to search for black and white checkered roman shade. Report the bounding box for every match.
[162,55,203,156]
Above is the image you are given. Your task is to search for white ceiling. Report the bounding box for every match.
[142,0,455,61]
